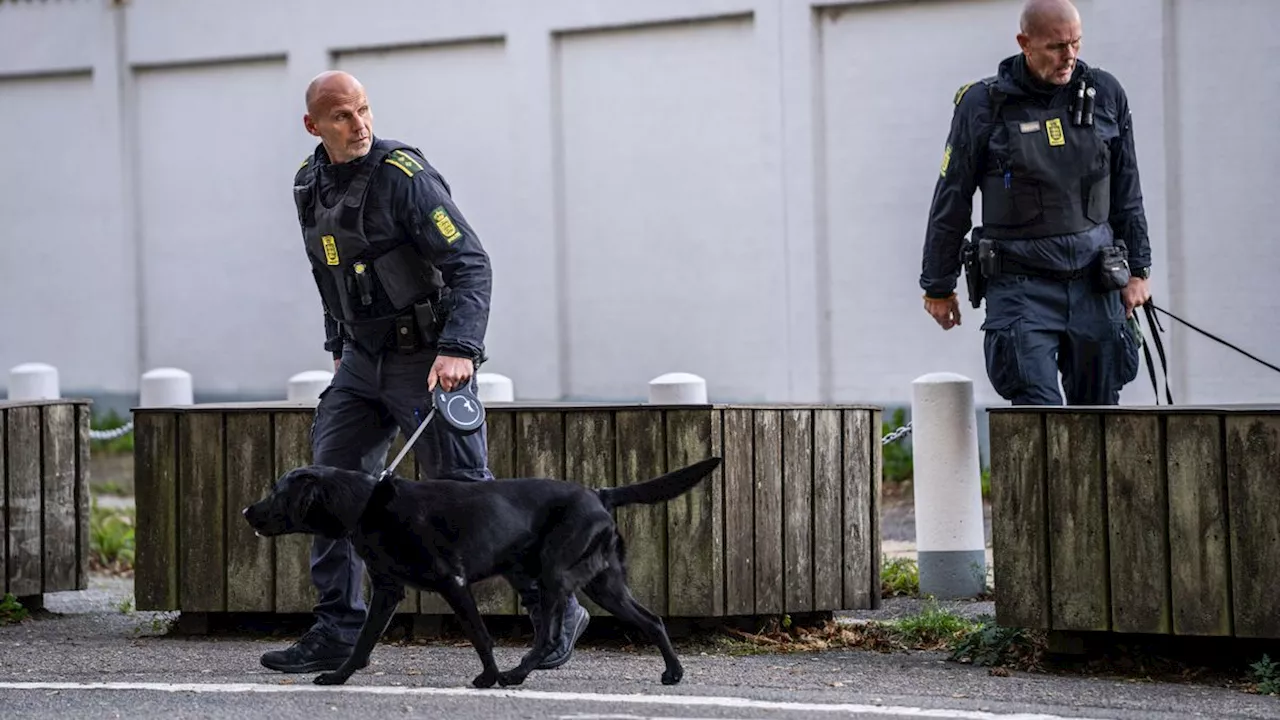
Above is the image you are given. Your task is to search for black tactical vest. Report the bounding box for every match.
[979,75,1111,241]
[294,141,443,346]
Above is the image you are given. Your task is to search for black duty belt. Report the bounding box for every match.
[999,257,1090,281]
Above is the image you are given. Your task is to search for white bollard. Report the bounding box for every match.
[647,372,708,405]
[8,363,60,400]
[910,372,987,599]
[287,370,333,402]
[140,367,194,407]
[476,373,514,403]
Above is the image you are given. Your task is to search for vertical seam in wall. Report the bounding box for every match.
[774,0,794,401]
[1160,0,1186,400]
[115,7,146,380]
[810,9,833,403]
[548,34,572,400]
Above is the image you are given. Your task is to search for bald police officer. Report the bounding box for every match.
[920,0,1152,406]
[260,71,589,675]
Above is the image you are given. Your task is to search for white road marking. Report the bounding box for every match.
[0,681,1108,720]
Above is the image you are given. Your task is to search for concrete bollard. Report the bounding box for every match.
[476,373,514,403]
[647,372,708,405]
[910,372,987,599]
[287,370,333,402]
[8,362,60,400]
[140,367,194,407]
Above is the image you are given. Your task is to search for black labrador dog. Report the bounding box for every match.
[242,455,722,689]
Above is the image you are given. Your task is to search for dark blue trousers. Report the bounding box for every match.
[308,344,493,643]
[980,273,1140,406]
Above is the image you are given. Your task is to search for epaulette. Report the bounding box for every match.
[953,76,998,106]
[299,156,310,169]
[384,148,426,177]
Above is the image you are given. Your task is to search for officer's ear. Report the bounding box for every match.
[303,113,321,138]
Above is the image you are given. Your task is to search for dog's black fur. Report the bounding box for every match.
[242,456,722,688]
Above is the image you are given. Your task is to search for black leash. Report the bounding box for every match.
[1135,300,1280,405]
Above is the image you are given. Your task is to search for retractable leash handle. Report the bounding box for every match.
[376,380,488,485]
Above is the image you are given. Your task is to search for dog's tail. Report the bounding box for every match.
[597,457,722,511]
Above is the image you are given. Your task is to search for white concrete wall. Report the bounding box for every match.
[0,0,1276,407]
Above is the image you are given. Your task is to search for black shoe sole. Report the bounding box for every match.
[260,656,348,674]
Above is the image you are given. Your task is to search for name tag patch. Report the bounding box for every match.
[1019,121,1041,134]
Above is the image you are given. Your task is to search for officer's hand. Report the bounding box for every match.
[1121,277,1151,318]
[924,294,962,330]
[429,355,475,393]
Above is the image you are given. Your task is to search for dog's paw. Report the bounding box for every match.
[496,669,526,687]
[314,672,348,686]
[661,668,683,686]
[472,669,498,689]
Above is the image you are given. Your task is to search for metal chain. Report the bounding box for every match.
[89,419,134,441]
[881,421,912,445]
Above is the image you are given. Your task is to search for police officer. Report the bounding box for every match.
[919,0,1152,406]
[260,71,589,674]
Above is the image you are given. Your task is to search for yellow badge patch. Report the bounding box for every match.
[430,206,462,244]
[940,144,952,177]
[322,234,340,265]
[953,82,975,106]
[1045,118,1065,147]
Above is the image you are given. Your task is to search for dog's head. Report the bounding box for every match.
[242,465,354,540]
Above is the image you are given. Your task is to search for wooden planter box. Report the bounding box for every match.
[1,399,92,603]
[988,405,1280,639]
[133,401,883,621]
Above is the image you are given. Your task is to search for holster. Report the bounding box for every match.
[960,229,991,309]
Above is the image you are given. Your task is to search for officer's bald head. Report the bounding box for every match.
[1017,0,1082,85]
[302,71,374,163]
[1020,0,1080,36]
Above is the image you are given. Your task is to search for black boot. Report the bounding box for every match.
[260,628,356,674]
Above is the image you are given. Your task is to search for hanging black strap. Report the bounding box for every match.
[1137,301,1174,404]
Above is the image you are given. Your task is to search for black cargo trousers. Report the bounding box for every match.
[307,341,492,643]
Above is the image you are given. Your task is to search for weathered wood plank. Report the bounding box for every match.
[76,405,91,590]
[812,409,843,610]
[665,409,722,617]
[1104,413,1170,634]
[565,411,615,617]
[723,408,754,616]
[134,412,178,611]
[41,404,77,592]
[0,409,7,595]
[1046,413,1110,631]
[273,411,316,614]
[1226,414,1280,638]
[753,410,783,615]
[1166,414,1231,636]
[869,408,883,610]
[225,413,274,612]
[782,410,814,613]
[473,411,518,615]
[988,411,1050,629]
[5,406,40,597]
[179,413,226,612]
[841,409,872,610]
[614,410,667,615]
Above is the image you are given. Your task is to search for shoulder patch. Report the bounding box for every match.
[954,81,977,106]
[430,205,463,244]
[385,149,426,177]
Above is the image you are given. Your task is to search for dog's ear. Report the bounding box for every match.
[299,481,349,539]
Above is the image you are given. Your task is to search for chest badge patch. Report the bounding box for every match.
[431,206,463,244]
[1045,118,1066,147]
[321,234,340,265]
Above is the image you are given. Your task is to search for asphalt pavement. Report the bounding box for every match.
[1,575,1277,720]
